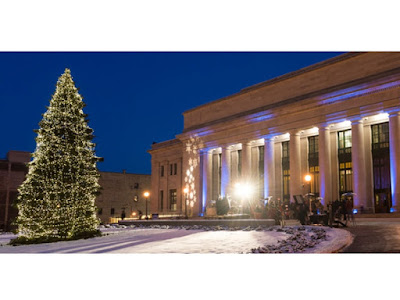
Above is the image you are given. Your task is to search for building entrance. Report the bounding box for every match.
[374,191,391,213]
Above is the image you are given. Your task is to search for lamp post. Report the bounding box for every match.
[305,174,312,193]
[183,187,189,219]
[304,174,312,212]
[144,191,150,220]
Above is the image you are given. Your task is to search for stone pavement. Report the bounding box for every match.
[119,218,276,227]
[341,218,400,253]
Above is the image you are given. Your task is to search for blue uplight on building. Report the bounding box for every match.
[390,207,395,213]
[319,80,400,105]
[353,209,358,214]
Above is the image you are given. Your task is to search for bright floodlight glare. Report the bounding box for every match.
[144,191,150,197]
[305,174,312,182]
[234,182,253,198]
[183,187,189,193]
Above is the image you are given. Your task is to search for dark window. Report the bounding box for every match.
[134,183,139,189]
[338,130,352,154]
[98,208,103,215]
[110,208,115,215]
[0,161,9,170]
[282,141,290,201]
[169,189,177,211]
[371,122,391,213]
[174,163,177,175]
[372,122,390,150]
[170,164,173,175]
[160,165,164,177]
[308,136,319,195]
[238,149,242,177]
[338,130,352,194]
[160,190,164,211]
[11,163,28,172]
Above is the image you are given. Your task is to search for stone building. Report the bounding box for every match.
[0,150,150,228]
[95,171,151,224]
[149,52,400,217]
[0,151,30,230]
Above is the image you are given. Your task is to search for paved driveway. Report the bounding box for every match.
[341,218,400,253]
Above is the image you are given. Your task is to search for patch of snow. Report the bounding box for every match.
[0,225,352,254]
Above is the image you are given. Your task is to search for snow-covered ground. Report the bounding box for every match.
[0,225,352,253]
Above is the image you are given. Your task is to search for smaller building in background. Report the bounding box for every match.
[0,151,30,230]
[96,171,151,224]
[0,151,151,229]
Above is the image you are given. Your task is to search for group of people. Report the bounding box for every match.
[257,195,354,226]
[331,197,355,225]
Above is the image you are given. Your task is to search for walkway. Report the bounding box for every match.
[341,218,400,253]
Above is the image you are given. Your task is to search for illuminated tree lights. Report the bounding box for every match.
[11,69,101,245]
[184,134,204,214]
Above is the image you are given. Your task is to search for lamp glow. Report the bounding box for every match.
[234,182,253,198]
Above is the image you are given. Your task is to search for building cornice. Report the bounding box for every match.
[183,65,400,133]
[182,52,360,116]
[148,138,182,152]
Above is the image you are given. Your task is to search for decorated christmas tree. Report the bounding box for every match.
[12,69,101,244]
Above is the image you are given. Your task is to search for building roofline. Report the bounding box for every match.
[149,138,182,151]
[99,170,150,176]
[182,64,400,133]
[182,52,361,115]
[7,150,31,154]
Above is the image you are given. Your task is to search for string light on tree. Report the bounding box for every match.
[12,68,102,244]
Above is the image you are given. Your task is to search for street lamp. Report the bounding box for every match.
[305,174,312,191]
[144,191,150,220]
[304,174,312,212]
[183,187,189,219]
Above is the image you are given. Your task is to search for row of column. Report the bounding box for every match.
[201,112,400,212]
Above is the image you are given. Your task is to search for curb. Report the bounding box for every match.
[327,228,355,253]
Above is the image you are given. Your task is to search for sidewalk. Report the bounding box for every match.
[354,213,400,218]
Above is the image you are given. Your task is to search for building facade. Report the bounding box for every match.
[95,171,151,223]
[149,52,400,217]
[0,151,151,227]
[0,151,30,230]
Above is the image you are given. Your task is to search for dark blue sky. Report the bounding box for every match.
[0,52,344,174]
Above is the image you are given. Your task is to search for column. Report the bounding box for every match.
[201,149,212,213]
[289,131,302,202]
[264,136,275,199]
[241,142,252,181]
[351,118,368,210]
[318,125,332,207]
[389,111,400,212]
[220,146,231,198]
